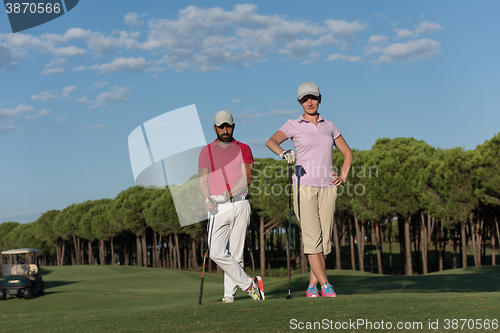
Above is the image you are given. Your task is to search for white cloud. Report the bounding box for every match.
[88,81,109,90]
[72,65,86,72]
[77,96,88,103]
[89,86,131,109]
[124,12,144,27]
[145,4,367,70]
[395,29,416,38]
[326,53,362,62]
[268,109,301,117]
[0,104,35,120]
[91,124,108,131]
[374,39,441,64]
[0,121,17,132]
[31,86,76,102]
[90,57,149,73]
[26,109,50,120]
[232,99,242,103]
[368,35,388,44]
[52,46,87,57]
[415,21,444,34]
[42,58,66,75]
[325,19,367,37]
[235,109,301,120]
[394,20,443,39]
[62,86,77,94]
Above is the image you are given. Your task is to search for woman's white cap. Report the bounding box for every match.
[298,81,320,100]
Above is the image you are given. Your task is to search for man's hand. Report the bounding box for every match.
[205,197,217,213]
[279,149,296,164]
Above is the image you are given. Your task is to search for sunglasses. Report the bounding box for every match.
[299,95,319,104]
[216,123,233,129]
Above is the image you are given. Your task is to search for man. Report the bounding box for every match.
[198,110,264,303]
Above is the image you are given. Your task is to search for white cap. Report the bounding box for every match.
[214,110,234,126]
[298,81,320,100]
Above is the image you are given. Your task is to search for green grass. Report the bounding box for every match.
[1,265,500,332]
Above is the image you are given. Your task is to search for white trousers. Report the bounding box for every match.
[208,200,252,298]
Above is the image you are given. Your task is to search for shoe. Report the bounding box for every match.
[306,284,319,298]
[321,282,337,297]
[222,297,234,303]
[247,276,265,300]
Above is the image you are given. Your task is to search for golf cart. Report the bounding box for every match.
[0,248,45,300]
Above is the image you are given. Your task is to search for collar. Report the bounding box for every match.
[210,138,238,148]
[298,113,324,123]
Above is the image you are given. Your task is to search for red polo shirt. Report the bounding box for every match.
[198,139,253,196]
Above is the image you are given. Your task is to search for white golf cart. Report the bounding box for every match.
[0,248,45,300]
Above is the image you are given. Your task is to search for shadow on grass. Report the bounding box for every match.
[265,266,500,299]
[44,280,78,290]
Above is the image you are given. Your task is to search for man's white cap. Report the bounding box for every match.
[298,81,320,100]
[214,110,234,126]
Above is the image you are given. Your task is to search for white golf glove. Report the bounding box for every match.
[206,194,228,204]
[279,149,296,164]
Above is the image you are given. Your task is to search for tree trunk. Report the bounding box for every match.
[99,240,105,265]
[61,243,66,266]
[492,221,496,266]
[452,228,458,269]
[249,241,255,273]
[438,225,444,271]
[174,233,181,270]
[333,217,341,270]
[369,220,374,273]
[123,238,129,266]
[404,215,413,275]
[421,212,428,274]
[375,220,383,274]
[72,235,80,265]
[141,223,147,267]
[461,220,467,268]
[353,214,364,272]
[136,236,143,267]
[110,237,115,265]
[348,216,356,270]
[260,216,266,276]
[294,224,301,270]
[300,233,307,274]
[192,238,199,271]
[88,240,93,265]
[388,220,393,274]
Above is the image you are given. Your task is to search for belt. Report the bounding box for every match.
[224,195,248,204]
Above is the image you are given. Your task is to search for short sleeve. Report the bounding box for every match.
[331,122,341,140]
[239,143,254,164]
[198,145,210,169]
[278,119,295,139]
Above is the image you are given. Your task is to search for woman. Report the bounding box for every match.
[266,81,353,297]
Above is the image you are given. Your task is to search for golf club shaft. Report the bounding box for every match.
[198,214,215,305]
[198,253,207,305]
[287,162,293,298]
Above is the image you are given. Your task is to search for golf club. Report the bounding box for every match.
[198,202,215,305]
[286,162,293,299]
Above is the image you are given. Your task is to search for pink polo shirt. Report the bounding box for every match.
[279,114,341,187]
[198,139,253,196]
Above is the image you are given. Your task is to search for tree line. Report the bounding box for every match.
[1,133,499,276]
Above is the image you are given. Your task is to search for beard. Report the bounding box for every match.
[217,132,233,143]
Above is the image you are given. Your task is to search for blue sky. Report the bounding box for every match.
[1,1,499,224]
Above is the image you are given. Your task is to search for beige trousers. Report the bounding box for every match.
[293,184,338,255]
